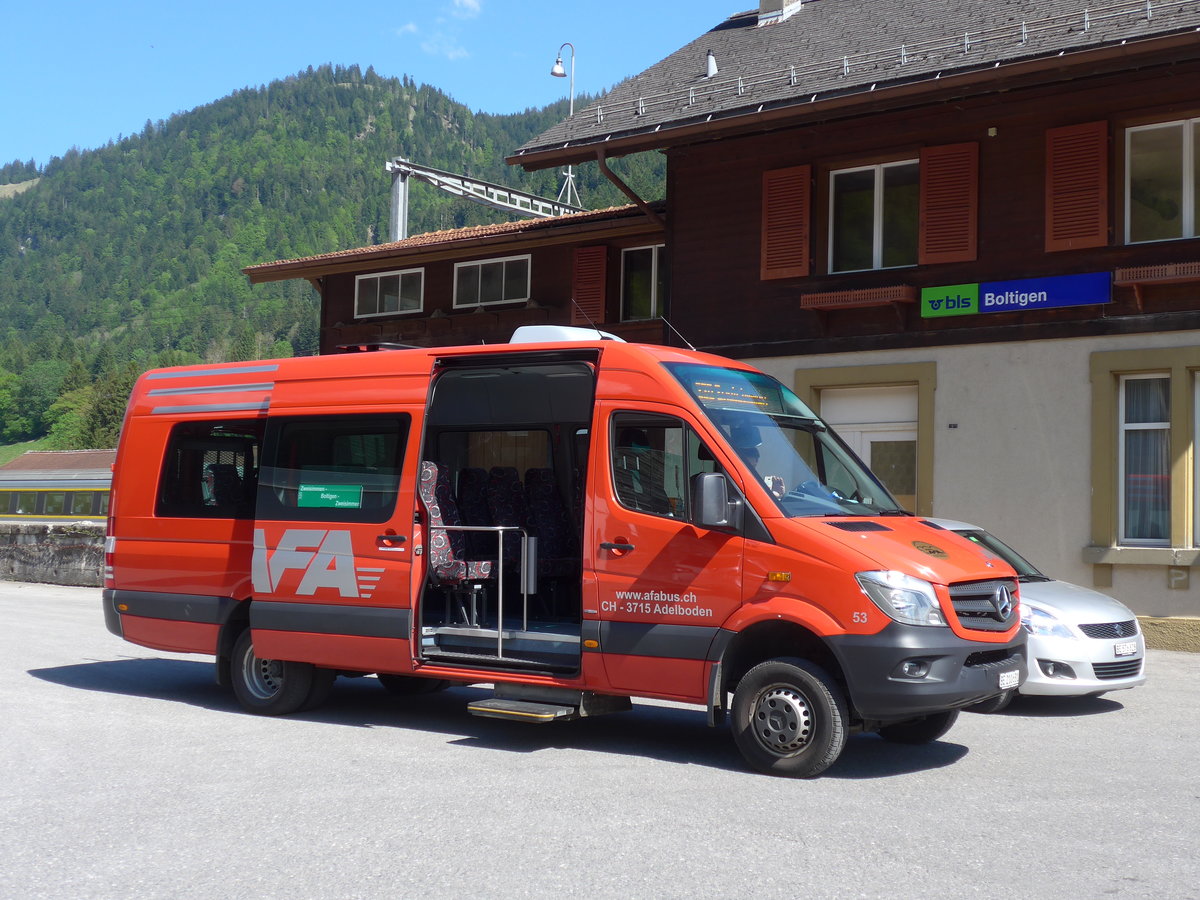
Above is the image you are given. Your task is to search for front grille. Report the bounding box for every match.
[948,578,1019,632]
[1079,619,1139,640]
[965,647,1024,669]
[1094,659,1143,679]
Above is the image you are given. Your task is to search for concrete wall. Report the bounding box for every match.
[0,523,104,588]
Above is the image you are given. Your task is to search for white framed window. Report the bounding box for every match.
[620,245,666,321]
[453,254,531,307]
[355,268,424,318]
[1126,118,1200,244]
[829,160,919,273]
[1118,373,1170,546]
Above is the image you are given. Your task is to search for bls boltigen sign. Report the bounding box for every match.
[921,272,1111,318]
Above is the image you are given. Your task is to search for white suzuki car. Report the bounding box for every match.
[931,519,1147,712]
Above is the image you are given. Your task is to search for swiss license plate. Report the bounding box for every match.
[1114,641,1138,658]
[998,669,1020,690]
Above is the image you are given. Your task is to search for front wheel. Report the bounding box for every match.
[230,629,333,715]
[877,709,959,744]
[966,690,1014,714]
[731,658,848,778]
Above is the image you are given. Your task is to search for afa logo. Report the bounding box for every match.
[251,529,384,599]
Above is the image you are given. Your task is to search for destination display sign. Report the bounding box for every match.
[921,271,1112,318]
[297,484,364,509]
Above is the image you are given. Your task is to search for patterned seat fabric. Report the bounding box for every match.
[456,467,493,559]
[487,466,528,567]
[419,461,492,584]
[524,468,578,576]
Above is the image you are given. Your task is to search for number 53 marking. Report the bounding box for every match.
[852,611,870,624]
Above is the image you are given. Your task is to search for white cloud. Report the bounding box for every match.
[451,0,482,18]
[421,32,470,61]
[396,22,418,36]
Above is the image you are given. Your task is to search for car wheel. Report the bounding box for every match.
[231,629,325,715]
[965,690,1014,714]
[877,709,959,744]
[731,658,848,778]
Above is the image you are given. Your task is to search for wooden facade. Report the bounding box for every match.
[662,54,1200,357]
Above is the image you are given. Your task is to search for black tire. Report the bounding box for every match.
[230,629,325,716]
[731,657,848,778]
[300,667,337,711]
[877,709,960,744]
[377,673,450,695]
[966,690,1014,714]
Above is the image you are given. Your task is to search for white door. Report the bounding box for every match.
[820,386,919,511]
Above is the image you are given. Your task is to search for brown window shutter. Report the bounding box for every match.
[919,142,978,264]
[1045,121,1108,252]
[761,165,811,280]
[572,245,607,325]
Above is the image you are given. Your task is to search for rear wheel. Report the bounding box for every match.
[230,629,331,715]
[877,709,959,744]
[731,658,847,778]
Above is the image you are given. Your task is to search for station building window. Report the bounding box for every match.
[621,245,666,321]
[453,255,530,307]
[829,160,919,273]
[1088,348,1200,565]
[1126,117,1200,244]
[355,268,424,318]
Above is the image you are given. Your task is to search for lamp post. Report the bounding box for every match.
[550,42,581,208]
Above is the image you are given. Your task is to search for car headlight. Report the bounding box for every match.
[856,570,947,627]
[1021,606,1074,639]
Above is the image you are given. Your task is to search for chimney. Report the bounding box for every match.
[706,50,719,78]
[759,0,801,25]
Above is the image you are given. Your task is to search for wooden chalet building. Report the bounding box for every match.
[509,0,1200,638]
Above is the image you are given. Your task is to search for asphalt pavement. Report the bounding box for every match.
[2,581,1197,900]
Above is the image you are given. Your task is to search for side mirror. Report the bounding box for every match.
[692,473,743,533]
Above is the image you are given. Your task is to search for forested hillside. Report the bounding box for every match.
[0,64,664,450]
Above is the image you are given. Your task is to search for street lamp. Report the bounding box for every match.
[550,41,581,208]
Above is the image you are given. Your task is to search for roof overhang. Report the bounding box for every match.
[244,204,665,285]
[506,32,1200,171]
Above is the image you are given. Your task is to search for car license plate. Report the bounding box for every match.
[998,669,1020,690]
[1114,641,1137,658]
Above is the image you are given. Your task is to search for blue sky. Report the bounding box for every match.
[2,0,740,169]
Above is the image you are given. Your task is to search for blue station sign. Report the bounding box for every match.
[921,271,1112,318]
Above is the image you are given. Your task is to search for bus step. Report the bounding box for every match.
[467,697,579,723]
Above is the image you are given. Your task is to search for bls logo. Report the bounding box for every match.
[927,294,973,311]
[251,529,384,599]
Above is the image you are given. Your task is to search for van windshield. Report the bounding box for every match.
[665,363,906,518]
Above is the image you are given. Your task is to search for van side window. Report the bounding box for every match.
[256,415,409,523]
[156,420,264,519]
[611,413,721,520]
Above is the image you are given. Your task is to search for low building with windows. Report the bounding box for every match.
[506,0,1200,644]
[244,203,666,352]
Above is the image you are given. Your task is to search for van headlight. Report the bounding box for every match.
[856,570,947,627]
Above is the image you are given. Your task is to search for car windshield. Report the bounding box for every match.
[955,529,1050,581]
[666,362,905,517]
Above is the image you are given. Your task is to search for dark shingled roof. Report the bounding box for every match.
[512,0,1200,163]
